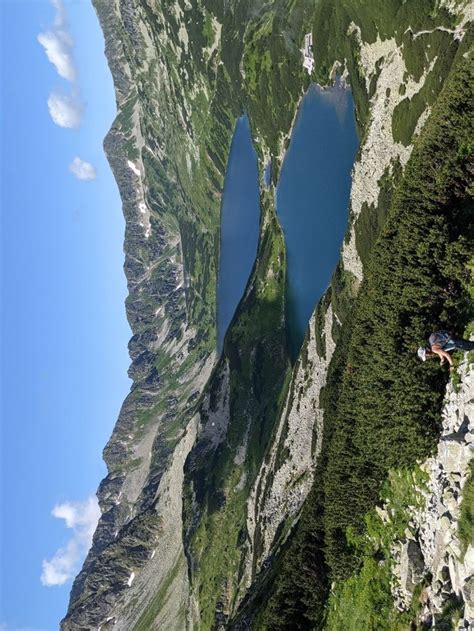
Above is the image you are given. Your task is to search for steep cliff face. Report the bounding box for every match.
[63,0,473,629]
[245,306,335,581]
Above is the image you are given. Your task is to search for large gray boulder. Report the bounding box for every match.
[399,539,425,597]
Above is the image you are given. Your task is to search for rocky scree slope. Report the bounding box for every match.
[391,358,474,629]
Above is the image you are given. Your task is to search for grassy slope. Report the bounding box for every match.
[324,467,429,631]
[184,195,291,630]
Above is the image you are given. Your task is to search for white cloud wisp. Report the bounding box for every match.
[41,496,100,587]
[37,0,76,82]
[69,157,97,181]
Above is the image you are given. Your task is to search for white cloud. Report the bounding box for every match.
[41,496,100,587]
[51,0,67,28]
[37,0,76,82]
[38,0,85,128]
[47,92,82,128]
[37,30,75,82]
[69,157,97,181]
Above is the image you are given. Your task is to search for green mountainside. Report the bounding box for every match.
[62,1,473,629]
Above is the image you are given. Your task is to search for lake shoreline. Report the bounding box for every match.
[275,81,358,357]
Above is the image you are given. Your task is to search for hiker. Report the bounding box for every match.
[417,330,474,370]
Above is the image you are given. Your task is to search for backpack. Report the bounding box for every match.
[428,330,452,348]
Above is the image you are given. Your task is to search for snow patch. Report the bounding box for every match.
[178,24,189,51]
[127,160,141,177]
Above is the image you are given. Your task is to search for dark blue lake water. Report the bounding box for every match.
[217,115,260,349]
[276,83,358,357]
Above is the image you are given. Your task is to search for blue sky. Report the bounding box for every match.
[1,1,131,629]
